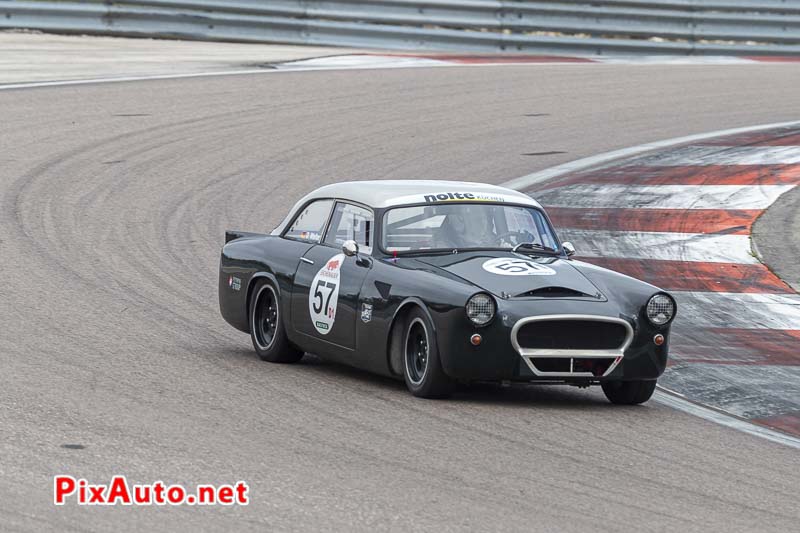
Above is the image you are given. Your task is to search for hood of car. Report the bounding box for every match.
[414,252,606,300]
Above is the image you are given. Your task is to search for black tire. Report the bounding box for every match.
[249,280,303,363]
[402,307,454,398]
[601,380,657,405]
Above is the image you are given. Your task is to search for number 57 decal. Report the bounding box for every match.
[308,254,345,334]
[313,280,337,317]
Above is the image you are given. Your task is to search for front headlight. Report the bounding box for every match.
[466,293,495,326]
[646,293,675,325]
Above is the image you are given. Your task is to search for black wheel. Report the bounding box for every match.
[601,380,657,405]
[249,280,303,363]
[402,308,454,398]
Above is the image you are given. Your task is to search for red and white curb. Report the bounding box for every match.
[274,53,800,71]
[503,121,800,447]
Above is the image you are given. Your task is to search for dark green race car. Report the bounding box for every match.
[219,180,676,404]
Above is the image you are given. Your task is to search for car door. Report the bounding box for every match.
[291,201,374,353]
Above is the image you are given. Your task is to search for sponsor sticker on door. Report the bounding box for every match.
[309,254,345,334]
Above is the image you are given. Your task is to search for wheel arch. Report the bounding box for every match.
[386,297,438,377]
[245,271,281,332]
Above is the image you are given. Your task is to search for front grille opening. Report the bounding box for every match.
[517,320,627,350]
[530,358,570,373]
[573,357,615,377]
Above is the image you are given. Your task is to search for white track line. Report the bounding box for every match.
[0,60,620,90]
[0,61,603,90]
[537,184,793,210]
[653,390,800,450]
[274,55,452,70]
[0,68,280,91]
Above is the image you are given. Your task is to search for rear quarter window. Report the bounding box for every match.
[284,199,334,243]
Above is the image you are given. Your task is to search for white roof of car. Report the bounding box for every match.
[305,180,539,209]
[272,180,542,234]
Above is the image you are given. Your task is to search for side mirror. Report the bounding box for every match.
[562,241,576,257]
[342,240,359,257]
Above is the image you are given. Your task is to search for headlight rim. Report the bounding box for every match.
[646,292,676,326]
[466,292,496,327]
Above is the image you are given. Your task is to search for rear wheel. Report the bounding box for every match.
[601,380,657,405]
[249,280,303,363]
[402,308,454,398]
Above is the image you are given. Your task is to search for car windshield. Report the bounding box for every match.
[383,203,559,253]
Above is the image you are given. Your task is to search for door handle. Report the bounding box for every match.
[301,258,314,265]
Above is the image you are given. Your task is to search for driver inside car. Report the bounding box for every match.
[435,206,496,248]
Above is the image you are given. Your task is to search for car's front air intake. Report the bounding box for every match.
[516,319,627,351]
[511,315,634,378]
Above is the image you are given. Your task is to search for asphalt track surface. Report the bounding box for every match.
[2,64,800,531]
[754,185,800,292]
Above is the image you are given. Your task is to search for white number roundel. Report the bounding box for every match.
[309,254,345,335]
[482,257,556,276]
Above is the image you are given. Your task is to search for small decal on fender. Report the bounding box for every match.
[361,303,373,323]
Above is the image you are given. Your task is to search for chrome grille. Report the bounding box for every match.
[511,315,634,378]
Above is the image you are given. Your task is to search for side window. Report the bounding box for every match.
[285,199,333,243]
[325,203,374,253]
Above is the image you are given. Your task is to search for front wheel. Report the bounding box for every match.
[249,280,303,363]
[402,308,454,398]
[601,380,657,405]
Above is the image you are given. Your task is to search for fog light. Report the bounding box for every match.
[470,334,482,346]
[654,334,665,346]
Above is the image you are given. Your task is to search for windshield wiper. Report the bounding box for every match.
[512,242,558,254]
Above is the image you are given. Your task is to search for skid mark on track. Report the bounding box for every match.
[636,145,800,166]
[548,207,762,234]
[563,230,757,263]
[576,258,793,294]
